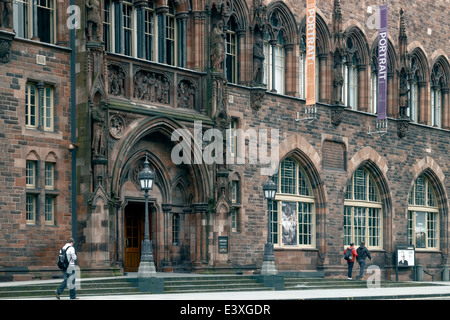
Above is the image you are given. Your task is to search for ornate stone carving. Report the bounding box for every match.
[86,0,102,42]
[109,114,125,139]
[0,29,13,64]
[108,65,125,97]
[250,87,265,111]
[91,101,107,158]
[330,105,346,126]
[0,0,13,30]
[252,31,265,85]
[210,20,225,72]
[396,118,410,138]
[177,79,196,109]
[133,71,170,104]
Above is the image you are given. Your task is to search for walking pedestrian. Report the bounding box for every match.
[343,243,358,280]
[356,241,372,280]
[55,237,78,300]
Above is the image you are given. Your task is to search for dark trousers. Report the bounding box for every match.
[347,261,354,278]
[358,259,366,279]
[57,268,76,299]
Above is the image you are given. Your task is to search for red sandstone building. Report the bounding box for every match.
[0,0,449,281]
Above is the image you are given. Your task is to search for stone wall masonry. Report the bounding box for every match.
[227,82,449,278]
[0,38,72,279]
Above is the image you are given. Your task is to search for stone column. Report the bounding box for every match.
[176,13,188,68]
[357,65,368,112]
[418,81,428,124]
[162,204,172,271]
[318,53,328,102]
[156,6,169,64]
[442,88,449,129]
[192,203,208,265]
[269,39,277,93]
[134,0,148,59]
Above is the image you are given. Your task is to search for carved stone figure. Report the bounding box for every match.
[211,20,225,72]
[332,54,344,105]
[399,72,410,117]
[177,80,195,109]
[91,103,106,157]
[108,66,125,97]
[253,33,265,85]
[0,0,13,30]
[0,38,11,63]
[86,0,102,41]
[109,114,125,139]
[133,71,170,104]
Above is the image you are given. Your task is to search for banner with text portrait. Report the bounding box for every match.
[377,4,388,120]
[306,0,316,107]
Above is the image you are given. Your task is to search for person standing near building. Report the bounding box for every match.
[343,243,358,280]
[356,241,372,280]
[55,238,78,300]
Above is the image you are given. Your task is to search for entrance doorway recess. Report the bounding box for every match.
[124,202,153,272]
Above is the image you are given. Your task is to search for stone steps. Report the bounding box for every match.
[0,274,443,299]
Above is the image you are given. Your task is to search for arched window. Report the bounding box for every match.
[13,0,56,44]
[431,64,446,128]
[370,58,378,114]
[408,175,439,249]
[269,157,315,247]
[144,2,156,61]
[166,1,177,66]
[344,168,382,248]
[409,69,419,122]
[263,31,285,94]
[225,17,238,83]
[342,54,358,110]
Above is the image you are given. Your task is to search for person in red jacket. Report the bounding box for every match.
[344,243,358,279]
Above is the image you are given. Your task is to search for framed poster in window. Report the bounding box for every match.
[397,246,415,267]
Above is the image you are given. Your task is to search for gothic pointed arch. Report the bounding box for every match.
[347,147,394,251]
[409,156,448,254]
[265,1,298,45]
[276,134,328,265]
[299,11,331,55]
[370,36,397,75]
[110,116,213,204]
[409,46,430,83]
[343,25,370,66]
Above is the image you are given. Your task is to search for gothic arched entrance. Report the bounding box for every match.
[111,117,213,272]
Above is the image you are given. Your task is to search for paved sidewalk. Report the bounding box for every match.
[10,281,450,300]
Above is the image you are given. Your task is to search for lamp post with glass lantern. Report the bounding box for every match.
[261,177,278,275]
[137,156,156,277]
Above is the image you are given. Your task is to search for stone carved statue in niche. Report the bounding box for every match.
[177,80,195,109]
[332,52,344,105]
[86,0,102,42]
[91,102,106,157]
[253,32,265,85]
[0,0,13,30]
[108,66,125,97]
[399,70,410,117]
[133,71,170,104]
[210,20,225,72]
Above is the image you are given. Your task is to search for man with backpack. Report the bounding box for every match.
[55,237,78,300]
[356,241,372,280]
[343,243,358,280]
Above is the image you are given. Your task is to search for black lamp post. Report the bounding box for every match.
[137,156,156,277]
[261,177,278,275]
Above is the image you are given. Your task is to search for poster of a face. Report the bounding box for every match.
[397,249,415,267]
[282,202,297,246]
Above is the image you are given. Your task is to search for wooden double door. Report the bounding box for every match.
[124,202,153,272]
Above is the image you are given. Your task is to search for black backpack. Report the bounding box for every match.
[344,248,353,260]
[57,246,71,270]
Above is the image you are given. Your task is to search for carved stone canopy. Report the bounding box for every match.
[0,29,14,64]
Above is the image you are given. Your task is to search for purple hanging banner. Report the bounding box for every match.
[377,4,388,120]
